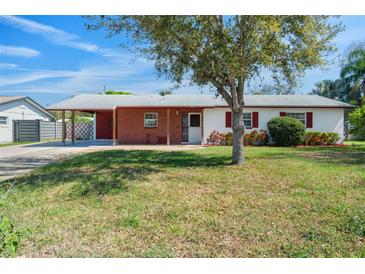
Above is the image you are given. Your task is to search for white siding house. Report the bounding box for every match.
[0,96,54,143]
[203,107,345,143]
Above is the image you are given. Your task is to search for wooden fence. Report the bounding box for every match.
[13,120,93,142]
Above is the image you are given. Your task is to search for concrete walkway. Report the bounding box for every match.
[0,140,203,182]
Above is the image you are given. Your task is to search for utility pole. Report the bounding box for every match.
[103,85,106,94]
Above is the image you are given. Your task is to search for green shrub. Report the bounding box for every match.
[0,216,21,257]
[305,131,340,145]
[327,132,340,144]
[267,117,305,146]
[348,105,365,140]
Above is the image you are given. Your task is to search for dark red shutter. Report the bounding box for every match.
[252,112,259,128]
[306,112,313,128]
[225,112,232,128]
[280,112,286,117]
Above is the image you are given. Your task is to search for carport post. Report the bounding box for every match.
[200,109,204,145]
[166,108,170,145]
[113,106,117,146]
[71,110,75,144]
[61,110,66,145]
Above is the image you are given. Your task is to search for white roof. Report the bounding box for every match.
[47,94,353,110]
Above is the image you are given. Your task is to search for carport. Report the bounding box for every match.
[47,108,118,146]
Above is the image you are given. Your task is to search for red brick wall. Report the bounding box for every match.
[116,107,203,144]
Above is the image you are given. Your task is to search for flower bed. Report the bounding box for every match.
[207,130,269,146]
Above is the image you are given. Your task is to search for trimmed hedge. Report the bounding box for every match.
[267,117,305,146]
[304,131,340,145]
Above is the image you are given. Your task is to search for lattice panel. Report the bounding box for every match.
[66,122,94,140]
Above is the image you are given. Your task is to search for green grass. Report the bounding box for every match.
[1,142,364,257]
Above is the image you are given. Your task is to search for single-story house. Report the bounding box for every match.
[0,96,54,143]
[47,94,353,145]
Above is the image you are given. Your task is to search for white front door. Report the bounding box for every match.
[188,113,201,144]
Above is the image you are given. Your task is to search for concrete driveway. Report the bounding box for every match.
[0,140,202,182]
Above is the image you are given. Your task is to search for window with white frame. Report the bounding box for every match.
[286,112,306,125]
[243,112,252,129]
[144,112,158,127]
[0,116,8,126]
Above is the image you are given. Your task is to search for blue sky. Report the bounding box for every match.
[0,15,365,107]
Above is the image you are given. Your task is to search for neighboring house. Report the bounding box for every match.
[0,96,54,143]
[47,94,353,145]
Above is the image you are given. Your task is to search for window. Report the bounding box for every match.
[144,112,158,127]
[286,112,306,125]
[0,116,8,125]
[243,112,252,129]
[189,114,200,127]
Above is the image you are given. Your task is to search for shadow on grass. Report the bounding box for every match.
[292,146,365,166]
[2,150,230,197]
[250,145,365,166]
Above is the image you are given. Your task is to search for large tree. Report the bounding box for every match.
[86,16,341,164]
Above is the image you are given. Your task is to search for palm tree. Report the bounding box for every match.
[340,47,365,106]
[311,79,350,102]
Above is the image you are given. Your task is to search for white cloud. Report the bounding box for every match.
[0,55,153,88]
[0,45,40,58]
[0,63,19,69]
[0,16,99,53]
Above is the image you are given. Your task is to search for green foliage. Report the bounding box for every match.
[311,79,350,102]
[159,90,173,96]
[0,216,21,257]
[250,83,295,95]
[85,16,341,91]
[340,42,365,106]
[267,117,305,146]
[304,131,340,145]
[75,116,93,124]
[348,105,365,140]
[105,90,133,95]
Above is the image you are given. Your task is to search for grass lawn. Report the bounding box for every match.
[1,143,364,257]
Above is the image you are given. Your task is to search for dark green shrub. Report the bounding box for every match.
[267,117,305,146]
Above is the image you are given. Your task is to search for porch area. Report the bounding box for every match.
[48,106,205,146]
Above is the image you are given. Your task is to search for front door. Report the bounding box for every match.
[96,111,113,139]
[188,113,201,144]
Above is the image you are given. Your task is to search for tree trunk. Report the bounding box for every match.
[231,109,245,165]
